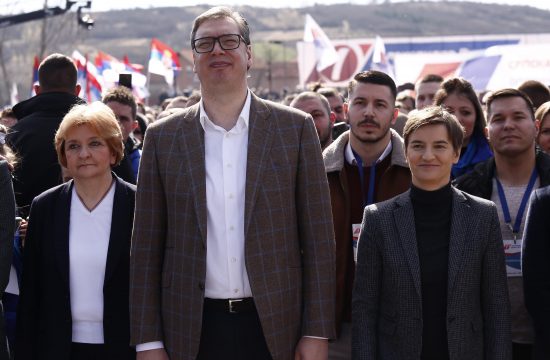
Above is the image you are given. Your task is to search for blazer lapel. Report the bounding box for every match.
[104,177,130,284]
[54,181,72,287]
[447,188,470,294]
[393,191,422,299]
[177,106,207,245]
[244,95,274,237]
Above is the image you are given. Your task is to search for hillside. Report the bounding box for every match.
[1,1,550,103]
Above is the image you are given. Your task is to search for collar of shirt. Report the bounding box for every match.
[198,90,251,133]
[345,138,393,166]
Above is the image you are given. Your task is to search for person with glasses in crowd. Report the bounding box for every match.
[130,6,335,360]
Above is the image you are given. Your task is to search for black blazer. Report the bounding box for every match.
[15,175,136,360]
[523,185,550,360]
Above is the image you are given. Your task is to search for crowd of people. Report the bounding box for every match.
[1,5,550,360]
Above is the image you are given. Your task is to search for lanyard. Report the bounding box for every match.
[352,150,377,208]
[495,168,538,241]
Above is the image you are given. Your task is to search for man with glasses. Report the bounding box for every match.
[130,6,335,360]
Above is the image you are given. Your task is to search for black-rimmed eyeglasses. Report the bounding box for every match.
[192,34,246,54]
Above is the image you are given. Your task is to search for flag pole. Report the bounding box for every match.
[145,39,152,106]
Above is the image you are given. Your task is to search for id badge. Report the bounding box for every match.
[352,224,362,263]
[503,239,522,277]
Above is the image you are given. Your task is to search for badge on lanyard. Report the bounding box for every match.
[503,239,522,277]
[495,168,538,278]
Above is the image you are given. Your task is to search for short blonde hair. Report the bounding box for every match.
[55,102,124,168]
[535,101,550,127]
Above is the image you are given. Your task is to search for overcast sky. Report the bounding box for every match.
[2,0,550,14]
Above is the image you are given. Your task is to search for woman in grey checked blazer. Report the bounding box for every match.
[352,106,511,360]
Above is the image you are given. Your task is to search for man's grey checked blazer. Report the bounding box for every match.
[130,94,336,360]
[352,187,511,360]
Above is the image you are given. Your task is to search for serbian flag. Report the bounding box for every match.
[30,55,40,97]
[72,50,103,102]
[95,51,145,77]
[95,51,120,74]
[303,14,338,71]
[123,55,144,73]
[95,51,148,97]
[148,38,180,86]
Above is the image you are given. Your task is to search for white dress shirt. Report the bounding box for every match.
[345,139,393,166]
[201,91,252,299]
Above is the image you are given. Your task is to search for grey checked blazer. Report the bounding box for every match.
[352,187,511,360]
[130,94,336,360]
[0,161,15,360]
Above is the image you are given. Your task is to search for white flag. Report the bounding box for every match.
[371,35,395,79]
[303,14,338,71]
[10,83,19,106]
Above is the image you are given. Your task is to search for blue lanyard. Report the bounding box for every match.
[352,150,377,208]
[495,168,538,240]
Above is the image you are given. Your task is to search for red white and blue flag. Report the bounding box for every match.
[30,55,40,97]
[148,38,180,86]
[95,51,148,101]
[73,50,103,102]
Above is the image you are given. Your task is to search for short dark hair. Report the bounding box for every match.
[486,88,535,121]
[348,70,397,101]
[190,6,251,48]
[317,87,344,102]
[434,77,486,136]
[403,106,464,152]
[38,53,77,93]
[417,74,444,86]
[102,86,137,120]
[290,91,331,116]
[518,80,550,110]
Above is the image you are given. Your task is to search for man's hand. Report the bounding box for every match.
[18,218,28,248]
[294,337,328,360]
[137,348,169,360]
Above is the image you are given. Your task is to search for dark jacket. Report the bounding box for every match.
[8,92,84,217]
[453,150,550,198]
[323,129,411,336]
[0,161,15,360]
[522,186,550,359]
[113,136,141,184]
[15,175,136,360]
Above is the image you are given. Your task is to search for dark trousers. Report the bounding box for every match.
[512,342,532,360]
[196,299,272,360]
[70,343,106,360]
[70,343,135,360]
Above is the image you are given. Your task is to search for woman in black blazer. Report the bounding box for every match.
[15,102,136,360]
